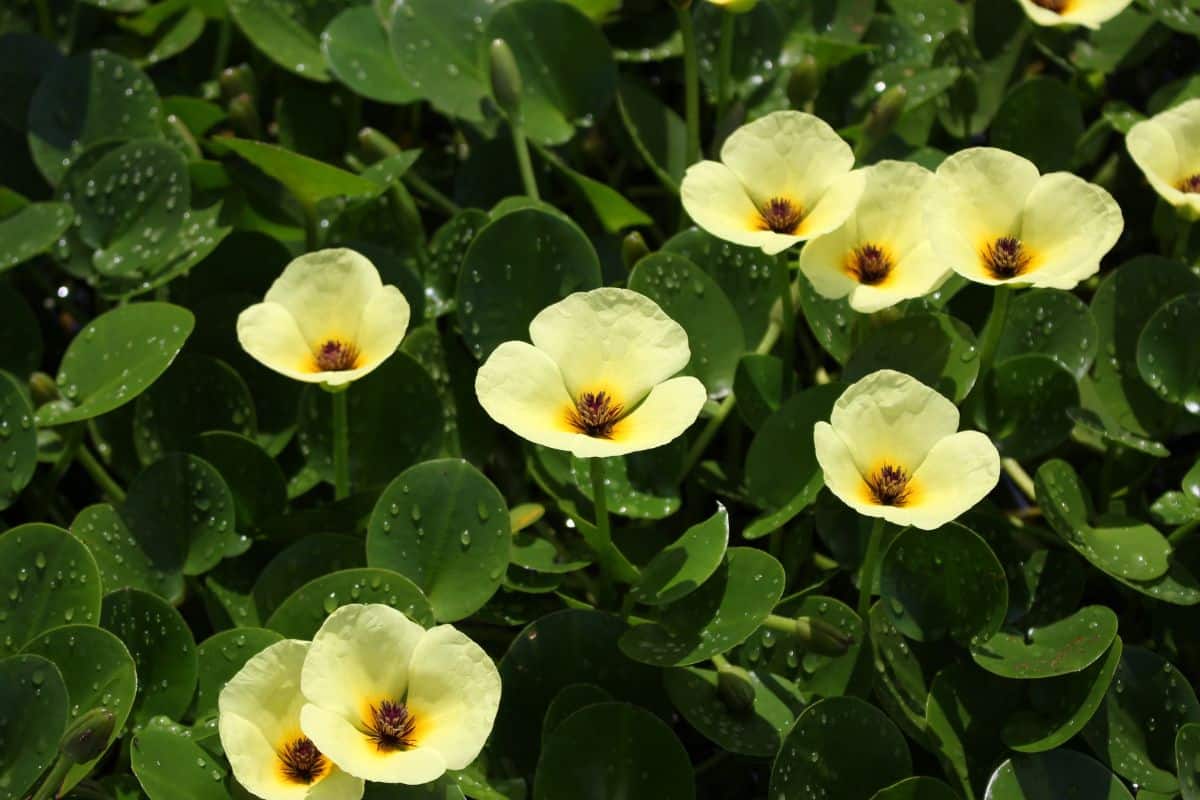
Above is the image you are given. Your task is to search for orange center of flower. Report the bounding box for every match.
[366,700,418,752]
[756,197,804,235]
[981,236,1034,280]
[866,464,912,507]
[567,391,624,439]
[845,243,894,286]
[1178,173,1200,194]
[314,339,360,372]
[278,736,330,785]
[1031,0,1069,11]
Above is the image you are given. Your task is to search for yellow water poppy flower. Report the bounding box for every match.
[1127,98,1200,219]
[219,640,364,800]
[680,110,866,255]
[237,249,411,387]
[299,604,501,785]
[798,160,950,313]
[475,288,708,458]
[813,370,1000,531]
[1016,0,1132,29]
[923,148,1123,290]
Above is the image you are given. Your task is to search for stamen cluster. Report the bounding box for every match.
[982,236,1033,280]
[1178,173,1200,194]
[866,464,912,507]
[366,700,418,752]
[846,244,894,286]
[315,339,360,372]
[757,197,804,234]
[278,737,327,785]
[568,391,624,439]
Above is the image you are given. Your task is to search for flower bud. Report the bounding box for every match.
[28,372,60,407]
[792,616,855,657]
[218,64,256,102]
[786,55,820,108]
[621,231,650,271]
[489,39,524,117]
[226,93,262,140]
[716,664,756,715]
[59,708,115,764]
[863,85,908,145]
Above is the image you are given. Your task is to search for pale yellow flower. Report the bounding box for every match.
[813,370,1000,531]
[237,249,410,387]
[219,640,364,800]
[475,288,707,458]
[299,605,501,785]
[923,148,1123,290]
[798,160,949,313]
[1016,0,1132,29]
[705,0,759,12]
[1127,98,1200,220]
[680,111,865,255]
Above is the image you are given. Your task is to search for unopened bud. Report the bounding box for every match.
[716,664,756,715]
[29,372,60,406]
[218,64,256,102]
[489,39,523,117]
[786,55,820,108]
[792,616,855,657]
[357,127,403,161]
[60,708,115,764]
[863,85,907,144]
[226,93,262,140]
[621,231,650,270]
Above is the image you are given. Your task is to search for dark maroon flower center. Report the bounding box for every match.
[867,464,912,507]
[846,243,894,286]
[366,700,417,752]
[1031,0,1068,11]
[567,391,624,439]
[982,236,1033,280]
[1178,173,1200,194]
[278,737,327,785]
[757,196,804,234]
[315,339,360,372]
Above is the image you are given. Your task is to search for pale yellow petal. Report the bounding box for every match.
[354,285,411,370]
[220,713,308,800]
[680,160,786,252]
[814,422,919,526]
[843,160,933,255]
[797,231,859,302]
[528,288,691,406]
[307,769,364,800]
[1016,0,1077,26]
[300,704,446,785]
[596,375,707,457]
[405,626,501,771]
[1019,172,1123,290]
[904,431,1001,530]
[794,169,867,241]
[264,249,383,347]
[848,243,950,313]
[1127,100,1200,216]
[301,604,425,725]
[237,303,325,383]
[219,639,310,745]
[720,111,855,212]
[474,340,583,452]
[1064,0,1134,28]
[830,370,960,475]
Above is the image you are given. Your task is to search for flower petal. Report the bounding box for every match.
[528,288,692,406]
[814,422,916,527]
[1063,0,1133,28]
[355,285,411,370]
[679,160,784,251]
[925,148,1040,283]
[302,604,425,726]
[219,639,310,745]
[300,704,446,785]
[307,767,365,800]
[598,375,708,457]
[264,249,384,348]
[1019,172,1123,290]
[237,302,323,383]
[1127,100,1200,217]
[720,111,855,212]
[905,431,1001,530]
[794,169,867,241]
[404,625,502,771]
[848,243,950,313]
[830,369,960,475]
[475,340,582,450]
[219,712,307,800]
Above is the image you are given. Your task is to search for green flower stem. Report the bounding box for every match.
[76,446,126,504]
[404,172,460,216]
[976,285,1012,378]
[212,17,233,79]
[857,517,886,621]
[509,117,540,201]
[30,755,73,800]
[35,0,53,38]
[715,12,735,125]
[1002,457,1036,503]
[776,254,797,396]
[1170,518,1199,545]
[585,458,640,584]
[331,388,351,501]
[299,199,321,251]
[675,3,702,166]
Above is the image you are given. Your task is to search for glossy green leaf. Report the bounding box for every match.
[846,313,979,402]
[619,548,786,666]
[534,702,694,800]
[978,354,1078,460]
[36,302,193,427]
[220,138,381,209]
[631,504,729,606]
[264,567,435,638]
[251,534,364,621]
[193,627,283,720]
[101,588,198,722]
[869,777,961,800]
[131,726,231,800]
[745,383,842,514]
[0,202,74,273]
[1137,293,1200,411]
[539,148,652,234]
[996,288,1098,379]
[322,6,420,104]
[733,354,783,431]
[616,77,687,189]
[71,503,184,601]
[971,605,1119,679]
[0,285,42,378]
[926,662,1024,797]
[0,372,35,511]
[771,696,912,800]
[542,683,613,737]
[797,272,858,363]
[457,208,601,359]
[0,523,102,656]
[991,78,1084,172]
[664,667,805,758]
[568,448,683,520]
[984,750,1133,800]
[186,432,287,531]
[1067,407,1170,458]
[386,0,493,123]
[0,654,68,800]
[881,523,1007,645]
[424,209,488,318]
[1178,722,1200,800]
[227,0,352,81]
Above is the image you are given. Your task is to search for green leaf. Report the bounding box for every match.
[36,302,194,427]
[386,0,493,123]
[542,683,613,738]
[1067,407,1170,458]
[616,77,687,189]
[996,288,1099,379]
[123,453,240,577]
[991,78,1084,172]
[264,567,435,638]
[193,627,283,720]
[628,252,746,395]
[486,0,617,145]
[869,777,961,800]
[0,524,102,656]
[0,202,74,273]
[539,150,651,234]
[366,459,509,621]
[1138,293,1200,411]
[733,354,783,431]
[251,534,365,621]
[1083,646,1200,794]
[771,696,912,800]
[424,209,488,318]
[631,504,729,606]
[619,548,786,667]
[186,432,287,532]
[533,703,694,800]
[227,0,352,81]
[984,750,1133,800]
[0,654,68,800]
[28,51,164,184]
[869,603,933,743]
[457,208,601,359]
[0,284,42,378]
[0,372,36,511]
[971,605,1119,679]
[220,138,381,209]
[1001,636,1123,753]
[101,588,198,722]
[71,503,184,602]
[881,523,1007,645]
[21,625,137,793]
[797,272,858,363]
[1177,722,1200,800]
[322,6,420,104]
[978,354,1079,460]
[745,384,843,513]
[664,666,804,758]
[569,449,683,520]
[131,726,231,800]
[696,1,785,104]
